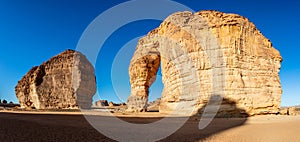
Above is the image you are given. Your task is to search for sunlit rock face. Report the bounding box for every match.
[127,10,282,116]
[15,49,96,109]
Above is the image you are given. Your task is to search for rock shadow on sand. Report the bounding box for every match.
[158,96,249,141]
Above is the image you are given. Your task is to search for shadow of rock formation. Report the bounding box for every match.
[0,96,247,142]
[120,95,248,141]
[158,96,248,141]
[197,96,249,118]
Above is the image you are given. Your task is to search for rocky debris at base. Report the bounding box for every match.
[280,107,298,116]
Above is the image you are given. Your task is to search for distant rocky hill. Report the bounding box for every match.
[15,49,96,109]
[0,102,20,108]
[93,100,109,107]
[93,100,126,108]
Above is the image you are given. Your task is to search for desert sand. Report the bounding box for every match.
[0,110,299,142]
[200,115,300,142]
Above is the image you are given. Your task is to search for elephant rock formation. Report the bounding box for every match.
[127,10,282,116]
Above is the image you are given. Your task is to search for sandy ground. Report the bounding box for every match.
[0,110,299,142]
[200,115,300,142]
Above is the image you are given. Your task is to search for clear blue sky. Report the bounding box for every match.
[0,0,299,106]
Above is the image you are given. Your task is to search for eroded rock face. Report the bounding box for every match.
[127,10,282,116]
[15,49,96,109]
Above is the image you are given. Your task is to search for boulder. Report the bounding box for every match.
[280,108,289,115]
[288,107,296,116]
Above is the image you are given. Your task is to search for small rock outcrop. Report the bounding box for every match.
[147,98,160,112]
[280,107,297,116]
[15,49,96,109]
[127,10,282,116]
[288,107,296,116]
[93,100,109,107]
[280,108,289,115]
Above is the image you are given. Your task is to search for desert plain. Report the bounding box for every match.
[0,110,299,142]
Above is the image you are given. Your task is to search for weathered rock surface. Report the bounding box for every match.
[127,10,282,116]
[15,49,96,109]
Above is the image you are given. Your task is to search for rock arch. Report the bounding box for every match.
[126,11,282,116]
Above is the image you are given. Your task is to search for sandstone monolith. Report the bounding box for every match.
[127,10,282,116]
[15,49,96,109]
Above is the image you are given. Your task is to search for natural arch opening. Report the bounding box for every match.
[147,66,164,112]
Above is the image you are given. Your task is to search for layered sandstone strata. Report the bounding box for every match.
[15,49,96,109]
[127,10,282,116]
